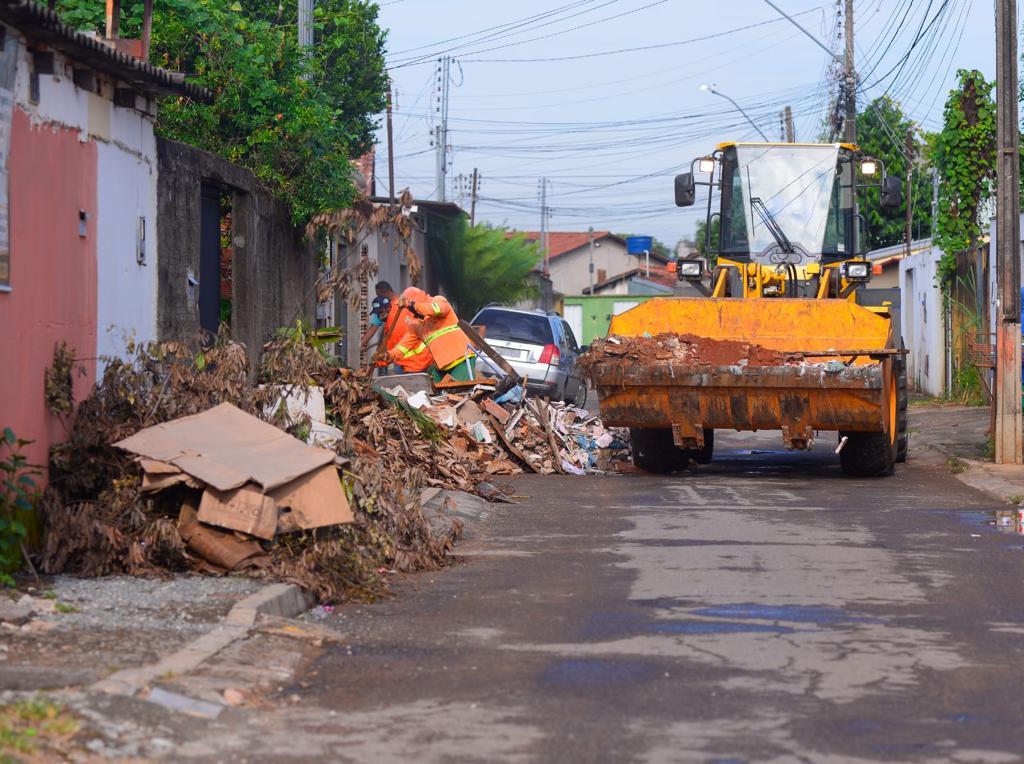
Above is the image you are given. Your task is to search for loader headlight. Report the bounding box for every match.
[842,261,871,281]
[677,260,704,279]
[698,157,716,174]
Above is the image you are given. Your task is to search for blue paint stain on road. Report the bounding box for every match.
[693,603,881,625]
[542,658,657,686]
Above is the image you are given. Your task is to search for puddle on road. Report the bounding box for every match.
[693,603,883,626]
[584,612,800,640]
[542,658,657,686]
[986,509,1024,535]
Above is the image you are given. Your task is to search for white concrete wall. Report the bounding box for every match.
[95,138,158,358]
[14,35,160,361]
[986,214,1024,337]
[899,246,946,396]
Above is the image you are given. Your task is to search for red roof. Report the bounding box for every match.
[507,231,626,261]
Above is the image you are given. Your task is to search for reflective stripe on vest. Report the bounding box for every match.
[430,302,441,315]
[399,341,427,358]
[424,323,461,345]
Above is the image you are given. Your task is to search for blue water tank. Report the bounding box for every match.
[625,236,653,254]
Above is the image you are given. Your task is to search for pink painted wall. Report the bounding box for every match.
[0,108,97,476]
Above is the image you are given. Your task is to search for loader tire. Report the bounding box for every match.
[630,428,687,474]
[839,431,896,477]
[895,352,909,463]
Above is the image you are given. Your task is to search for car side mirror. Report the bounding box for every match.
[674,173,696,207]
[880,175,902,210]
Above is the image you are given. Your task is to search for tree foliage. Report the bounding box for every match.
[693,217,720,265]
[855,96,934,251]
[56,0,387,223]
[432,219,541,318]
[931,70,997,284]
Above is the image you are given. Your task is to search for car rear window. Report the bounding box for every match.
[474,309,554,345]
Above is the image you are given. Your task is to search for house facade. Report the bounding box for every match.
[0,0,205,474]
[512,231,670,296]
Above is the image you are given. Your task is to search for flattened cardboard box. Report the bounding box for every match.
[115,402,336,491]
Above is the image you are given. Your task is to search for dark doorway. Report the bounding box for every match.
[199,185,224,335]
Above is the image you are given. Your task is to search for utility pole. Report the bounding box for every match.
[784,105,795,143]
[469,168,479,225]
[843,0,855,145]
[994,0,1022,463]
[588,226,595,294]
[843,0,859,259]
[434,56,452,202]
[904,128,914,258]
[298,0,313,48]
[539,178,549,275]
[386,78,396,206]
[930,168,939,239]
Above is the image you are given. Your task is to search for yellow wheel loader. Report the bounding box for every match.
[589,142,908,477]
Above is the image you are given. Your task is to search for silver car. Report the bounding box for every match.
[471,307,587,406]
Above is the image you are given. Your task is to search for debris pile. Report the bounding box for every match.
[38,334,626,602]
[380,383,630,477]
[579,332,794,371]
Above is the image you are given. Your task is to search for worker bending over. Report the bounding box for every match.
[390,288,477,382]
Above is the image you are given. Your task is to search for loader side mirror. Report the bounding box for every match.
[674,173,696,207]
[880,175,903,210]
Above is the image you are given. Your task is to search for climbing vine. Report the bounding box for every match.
[931,70,996,286]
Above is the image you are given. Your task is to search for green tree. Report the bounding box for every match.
[855,96,934,250]
[432,220,541,318]
[56,0,387,224]
[694,217,720,265]
[930,70,997,284]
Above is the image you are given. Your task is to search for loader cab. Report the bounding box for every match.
[675,142,902,299]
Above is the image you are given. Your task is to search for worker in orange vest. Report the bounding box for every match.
[385,287,434,374]
[390,287,477,382]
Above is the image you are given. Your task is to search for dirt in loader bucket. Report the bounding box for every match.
[578,333,794,372]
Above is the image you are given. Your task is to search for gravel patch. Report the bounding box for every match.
[47,575,264,632]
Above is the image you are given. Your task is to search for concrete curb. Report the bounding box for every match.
[91,583,311,697]
[918,441,1023,504]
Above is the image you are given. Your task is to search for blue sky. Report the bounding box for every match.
[374,0,996,246]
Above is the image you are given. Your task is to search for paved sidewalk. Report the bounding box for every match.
[0,576,322,760]
[909,402,1024,503]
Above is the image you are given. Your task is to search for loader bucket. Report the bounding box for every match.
[591,297,898,456]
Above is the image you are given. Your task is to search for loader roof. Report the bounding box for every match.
[715,141,858,151]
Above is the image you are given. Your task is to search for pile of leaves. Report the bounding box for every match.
[38,332,488,603]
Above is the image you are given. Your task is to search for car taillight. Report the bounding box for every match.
[539,344,560,365]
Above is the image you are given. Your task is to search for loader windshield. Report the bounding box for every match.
[719,144,852,264]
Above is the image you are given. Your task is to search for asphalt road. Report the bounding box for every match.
[264,434,1024,762]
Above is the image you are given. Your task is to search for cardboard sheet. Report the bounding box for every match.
[114,403,336,492]
[272,464,353,533]
[178,503,270,572]
[198,482,279,540]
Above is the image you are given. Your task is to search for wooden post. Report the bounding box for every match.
[995,0,1023,463]
[141,0,153,62]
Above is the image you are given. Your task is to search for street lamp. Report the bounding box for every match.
[700,83,770,142]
